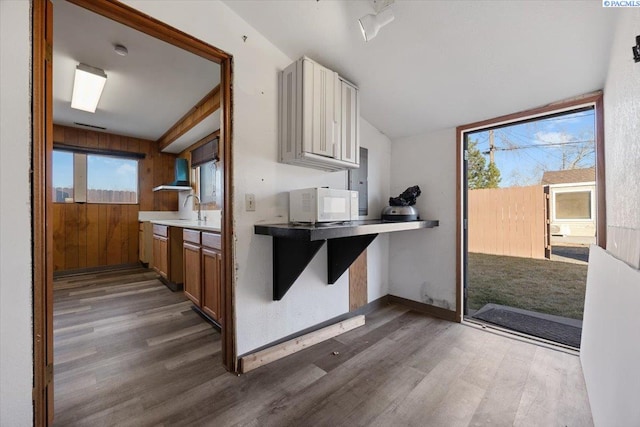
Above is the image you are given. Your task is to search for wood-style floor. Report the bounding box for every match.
[54,267,593,426]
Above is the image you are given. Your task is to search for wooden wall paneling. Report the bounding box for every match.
[77,204,88,268]
[139,140,153,211]
[98,132,108,150]
[86,204,100,267]
[129,205,140,263]
[127,136,139,153]
[64,126,78,146]
[64,204,79,270]
[53,124,64,142]
[120,204,129,264]
[85,128,99,149]
[52,203,65,272]
[98,205,108,266]
[106,205,122,265]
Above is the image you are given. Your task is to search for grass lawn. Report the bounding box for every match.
[467,252,588,320]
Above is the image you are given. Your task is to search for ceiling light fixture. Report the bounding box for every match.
[71,63,107,113]
[359,0,395,42]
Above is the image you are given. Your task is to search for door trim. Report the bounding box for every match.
[32,0,53,424]
[455,92,605,322]
[32,1,237,422]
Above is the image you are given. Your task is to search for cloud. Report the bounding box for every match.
[533,131,575,145]
[116,163,136,176]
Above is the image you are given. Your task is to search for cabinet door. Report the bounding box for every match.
[340,80,359,164]
[139,227,145,263]
[202,247,222,323]
[303,59,339,158]
[183,242,201,306]
[152,235,169,278]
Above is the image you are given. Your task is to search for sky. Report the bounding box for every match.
[467,109,596,188]
[53,151,138,192]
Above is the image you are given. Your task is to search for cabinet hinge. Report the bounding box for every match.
[46,363,53,385]
[464,218,468,230]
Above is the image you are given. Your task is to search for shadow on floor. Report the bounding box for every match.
[551,245,590,264]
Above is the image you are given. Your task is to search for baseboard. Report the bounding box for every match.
[53,263,142,278]
[157,275,183,292]
[239,315,365,373]
[238,295,390,359]
[190,305,221,332]
[235,294,456,373]
[387,295,457,322]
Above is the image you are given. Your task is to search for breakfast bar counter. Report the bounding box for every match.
[255,219,439,300]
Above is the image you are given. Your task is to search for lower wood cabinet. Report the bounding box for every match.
[182,229,222,324]
[152,233,169,279]
[152,224,183,290]
[183,241,202,305]
[201,246,222,321]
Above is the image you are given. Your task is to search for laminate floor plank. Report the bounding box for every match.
[54,267,592,426]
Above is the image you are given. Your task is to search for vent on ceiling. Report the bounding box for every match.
[74,122,106,130]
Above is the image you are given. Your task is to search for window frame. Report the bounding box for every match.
[552,186,596,222]
[52,148,140,205]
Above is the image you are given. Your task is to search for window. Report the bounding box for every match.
[190,136,220,207]
[198,160,217,204]
[52,151,74,202]
[87,155,138,203]
[555,191,592,220]
[52,150,138,204]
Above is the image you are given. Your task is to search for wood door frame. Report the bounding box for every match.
[33,0,237,422]
[455,92,606,322]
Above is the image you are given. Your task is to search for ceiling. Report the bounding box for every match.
[52,0,220,145]
[223,0,619,140]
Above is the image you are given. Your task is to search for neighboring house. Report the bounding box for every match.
[542,167,596,239]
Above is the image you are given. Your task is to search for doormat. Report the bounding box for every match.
[472,303,582,348]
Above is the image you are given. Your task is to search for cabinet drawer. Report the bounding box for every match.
[153,224,168,237]
[202,232,221,250]
[183,229,201,245]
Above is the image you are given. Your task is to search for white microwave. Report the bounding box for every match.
[289,188,359,223]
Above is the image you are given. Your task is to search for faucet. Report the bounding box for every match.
[184,194,202,221]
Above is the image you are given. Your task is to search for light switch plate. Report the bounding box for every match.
[245,193,256,211]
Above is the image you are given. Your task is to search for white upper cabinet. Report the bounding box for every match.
[280,57,359,171]
[340,78,359,164]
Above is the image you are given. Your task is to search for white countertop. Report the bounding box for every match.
[150,219,221,233]
[138,211,181,221]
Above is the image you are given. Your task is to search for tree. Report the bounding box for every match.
[467,140,501,189]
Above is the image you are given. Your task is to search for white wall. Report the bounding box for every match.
[388,128,457,310]
[0,1,34,425]
[581,8,640,426]
[122,1,391,355]
[602,8,640,270]
[581,247,640,426]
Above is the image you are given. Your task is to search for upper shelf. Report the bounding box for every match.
[254,219,439,241]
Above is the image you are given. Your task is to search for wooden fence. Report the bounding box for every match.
[468,185,550,259]
[54,187,137,203]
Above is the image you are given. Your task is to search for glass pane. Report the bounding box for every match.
[87,155,138,204]
[52,150,74,202]
[199,160,217,205]
[556,191,591,219]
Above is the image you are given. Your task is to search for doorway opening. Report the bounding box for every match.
[33,1,234,423]
[456,94,605,349]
